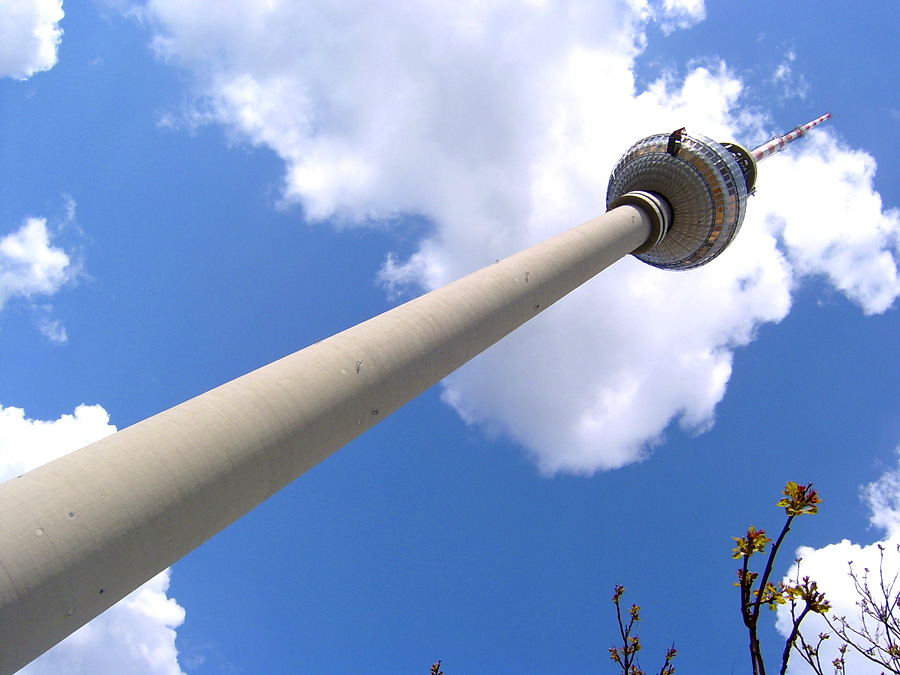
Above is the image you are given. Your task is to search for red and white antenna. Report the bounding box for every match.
[751,112,831,162]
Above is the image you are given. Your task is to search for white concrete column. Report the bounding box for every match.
[0,204,653,674]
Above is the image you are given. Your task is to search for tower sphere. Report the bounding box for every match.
[606,130,755,270]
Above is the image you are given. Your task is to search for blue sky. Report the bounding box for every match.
[2,1,900,673]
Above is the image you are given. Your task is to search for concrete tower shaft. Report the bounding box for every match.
[0,199,663,675]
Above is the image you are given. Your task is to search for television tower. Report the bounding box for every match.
[0,115,829,674]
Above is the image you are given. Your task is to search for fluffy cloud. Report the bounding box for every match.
[20,570,186,675]
[755,134,900,315]
[0,215,81,342]
[139,0,899,473]
[0,0,64,80]
[0,405,187,675]
[653,0,705,34]
[0,403,116,481]
[0,217,74,310]
[777,459,900,674]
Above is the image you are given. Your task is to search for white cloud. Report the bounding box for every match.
[863,459,900,537]
[656,0,706,34]
[755,133,900,315]
[0,403,116,482]
[35,312,68,343]
[20,569,186,675]
[770,50,809,101]
[0,215,81,342]
[0,405,187,675]
[0,0,64,80]
[777,457,900,674]
[0,217,74,310]
[138,0,899,474]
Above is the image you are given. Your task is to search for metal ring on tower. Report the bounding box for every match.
[606,130,749,270]
[608,190,672,254]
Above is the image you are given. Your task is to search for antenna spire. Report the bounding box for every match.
[751,112,832,162]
